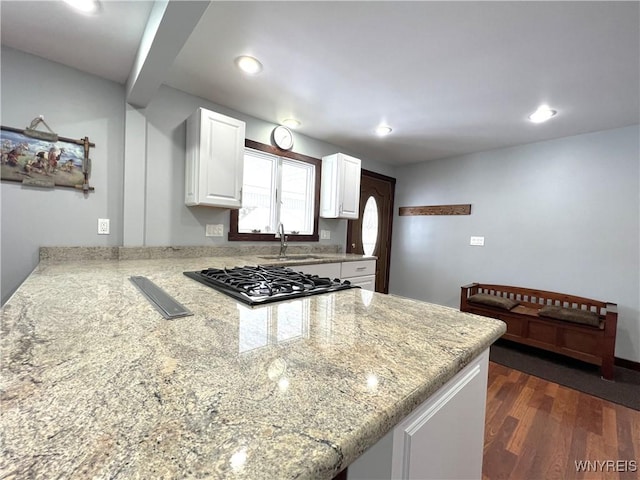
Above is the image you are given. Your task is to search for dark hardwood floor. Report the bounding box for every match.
[483,361,640,480]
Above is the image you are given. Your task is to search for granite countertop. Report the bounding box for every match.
[0,253,505,479]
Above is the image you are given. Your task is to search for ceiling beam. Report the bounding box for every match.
[126,0,210,108]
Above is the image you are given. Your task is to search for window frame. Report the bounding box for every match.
[229,139,321,242]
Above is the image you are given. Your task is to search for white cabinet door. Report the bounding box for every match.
[185,108,246,208]
[391,349,489,480]
[338,153,361,218]
[347,349,489,480]
[320,153,361,219]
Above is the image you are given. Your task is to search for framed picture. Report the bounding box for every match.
[1,125,94,191]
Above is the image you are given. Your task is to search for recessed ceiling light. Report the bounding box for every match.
[63,0,100,14]
[375,125,393,136]
[235,56,263,75]
[528,105,557,123]
[282,119,301,129]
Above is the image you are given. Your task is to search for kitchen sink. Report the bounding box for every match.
[258,254,324,261]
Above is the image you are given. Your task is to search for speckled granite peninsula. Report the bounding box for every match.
[1,247,505,479]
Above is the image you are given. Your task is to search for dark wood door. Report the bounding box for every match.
[346,169,396,293]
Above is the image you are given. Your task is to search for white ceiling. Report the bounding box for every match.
[1,1,639,165]
[0,1,154,83]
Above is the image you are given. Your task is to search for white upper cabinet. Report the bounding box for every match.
[185,108,246,208]
[320,153,361,219]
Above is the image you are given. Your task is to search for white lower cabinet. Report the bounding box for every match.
[340,259,376,291]
[347,349,490,480]
[346,275,375,291]
[294,262,341,279]
[340,259,375,278]
[295,260,376,292]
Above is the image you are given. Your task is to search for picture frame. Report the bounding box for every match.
[1,125,95,192]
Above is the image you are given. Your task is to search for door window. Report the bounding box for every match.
[361,196,378,256]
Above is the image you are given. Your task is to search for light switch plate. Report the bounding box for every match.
[470,236,485,246]
[320,230,331,240]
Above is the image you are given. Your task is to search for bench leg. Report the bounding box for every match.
[601,356,615,381]
[601,315,617,381]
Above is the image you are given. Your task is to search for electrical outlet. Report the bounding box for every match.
[206,224,224,237]
[97,218,110,235]
[320,230,331,240]
[470,236,484,246]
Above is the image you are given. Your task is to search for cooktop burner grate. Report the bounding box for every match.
[184,265,355,306]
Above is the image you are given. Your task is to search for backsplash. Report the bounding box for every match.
[39,244,343,262]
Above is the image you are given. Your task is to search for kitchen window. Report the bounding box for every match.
[229,140,320,241]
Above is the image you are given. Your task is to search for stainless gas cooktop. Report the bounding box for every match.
[184,265,355,306]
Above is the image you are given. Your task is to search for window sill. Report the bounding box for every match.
[228,232,319,242]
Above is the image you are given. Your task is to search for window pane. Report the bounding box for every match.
[362,196,378,256]
[235,146,318,239]
[280,159,314,234]
[239,151,277,233]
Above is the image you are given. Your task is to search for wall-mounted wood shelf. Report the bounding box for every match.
[399,204,471,216]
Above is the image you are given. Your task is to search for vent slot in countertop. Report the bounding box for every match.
[130,276,193,319]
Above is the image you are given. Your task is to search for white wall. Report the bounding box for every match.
[1,48,395,303]
[1,47,125,303]
[135,84,395,247]
[389,125,640,362]
[6,49,636,362]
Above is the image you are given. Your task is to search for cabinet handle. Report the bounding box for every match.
[356,266,366,271]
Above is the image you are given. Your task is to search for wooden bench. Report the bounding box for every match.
[460,283,618,380]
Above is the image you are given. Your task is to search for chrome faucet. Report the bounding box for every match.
[278,223,288,258]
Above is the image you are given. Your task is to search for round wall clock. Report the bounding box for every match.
[272,125,294,150]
